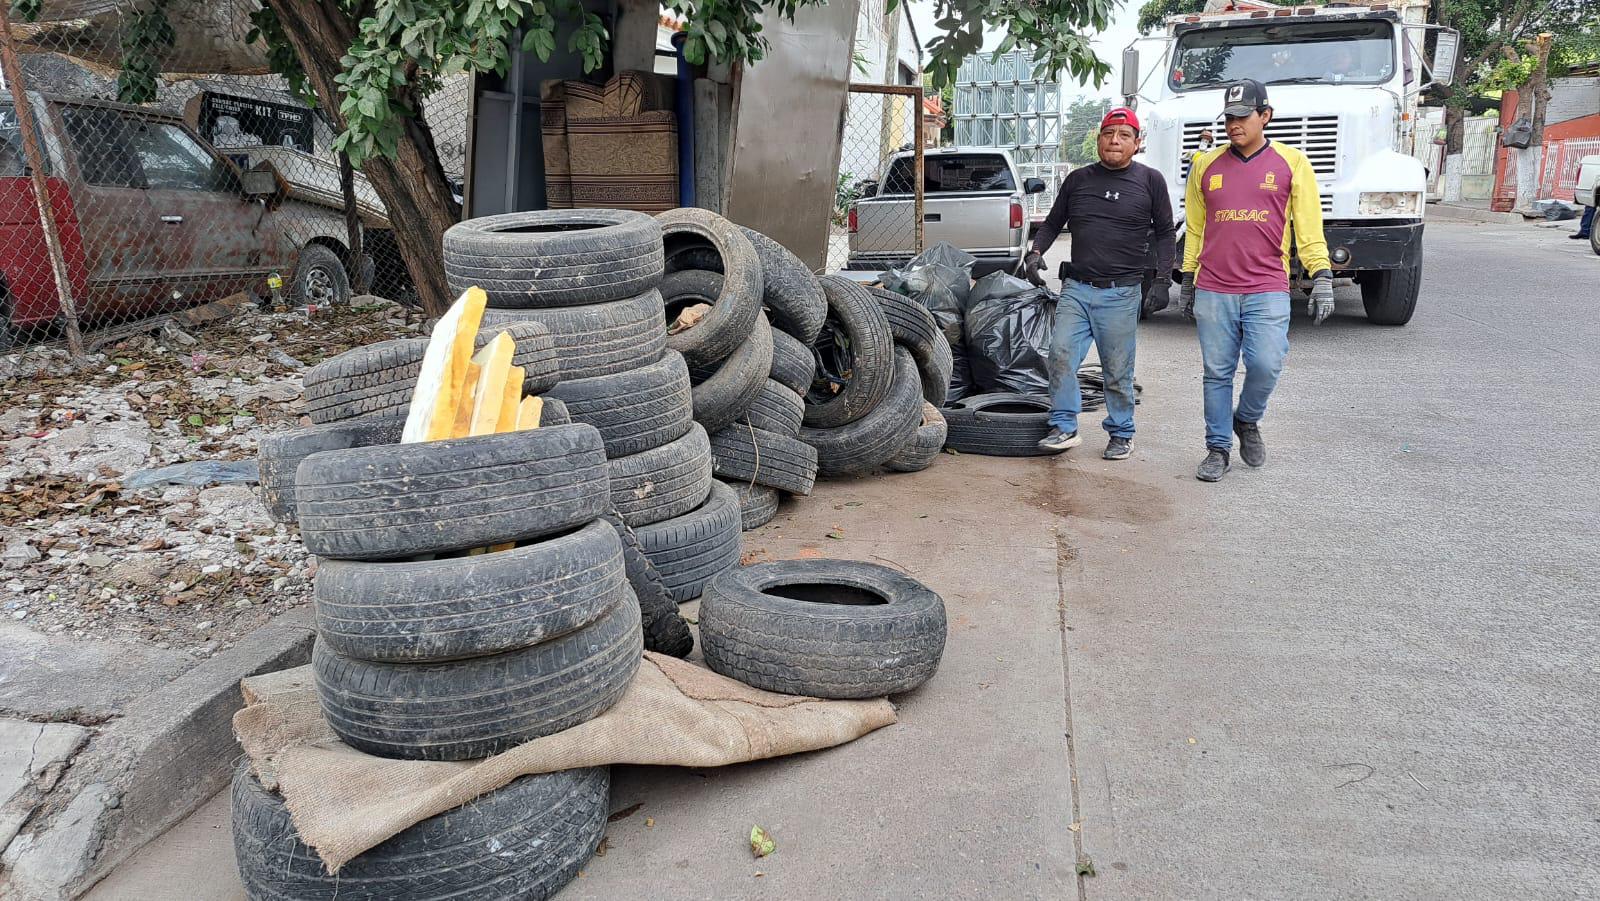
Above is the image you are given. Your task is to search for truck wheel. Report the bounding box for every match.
[294,244,351,308]
[1591,224,1599,257]
[1359,263,1421,326]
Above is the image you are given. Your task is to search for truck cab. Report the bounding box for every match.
[1125,0,1460,325]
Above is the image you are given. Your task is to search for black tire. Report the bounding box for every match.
[884,402,947,473]
[481,291,666,382]
[942,393,1054,457]
[314,519,626,663]
[540,396,571,426]
[804,276,895,428]
[636,480,742,604]
[295,425,609,561]
[293,244,351,308]
[257,418,404,525]
[708,423,819,496]
[723,479,780,531]
[600,510,693,658]
[867,286,953,407]
[800,348,923,478]
[444,209,663,308]
[743,228,826,344]
[690,310,773,432]
[1360,262,1421,326]
[546,350,693,458]
[698,559,947,699]
[232,762,607,901]
[740,379,804,437]
[313,597,641,760]
[655,209,763,366]
[659,270,753,367]
[608,423,713,528]
[769,326,816,395]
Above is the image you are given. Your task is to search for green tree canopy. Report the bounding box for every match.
[1061,95,1110,165]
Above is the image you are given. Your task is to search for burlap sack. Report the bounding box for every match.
[233,652,895,872]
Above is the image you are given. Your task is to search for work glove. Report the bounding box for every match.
[1309,271,1335,325]
[1143,277,1172,316]
[1178,273,1197,321]
[1019,250,1046,287]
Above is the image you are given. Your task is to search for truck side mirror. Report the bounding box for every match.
[240,170,277,197]
[1121,47,1141,100]
[1429,31,1459,87]
[1023,177,1046,194]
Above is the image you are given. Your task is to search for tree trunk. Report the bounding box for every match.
[1445,103,1464,155]
[338,152,368,294]
[263,0,460,316]
[1513,34,1554,213]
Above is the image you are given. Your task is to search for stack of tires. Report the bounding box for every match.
[655,209,825,531]
[443,209,740,604]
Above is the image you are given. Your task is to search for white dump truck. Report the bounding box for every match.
[1122,0,1460,325]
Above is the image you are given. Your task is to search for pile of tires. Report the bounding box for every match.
[655,209,825,531]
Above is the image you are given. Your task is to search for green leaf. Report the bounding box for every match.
[186,414,204,427]
[749,826,776,858]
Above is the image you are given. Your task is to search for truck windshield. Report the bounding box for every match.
[882,153,1015,194]
[1169,20,1395,91]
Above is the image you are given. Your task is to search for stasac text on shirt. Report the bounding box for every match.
[1181,141,1331,294]
[1032,161,1176,283]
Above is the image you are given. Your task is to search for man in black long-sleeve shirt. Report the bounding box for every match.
[1023,106,1175,458]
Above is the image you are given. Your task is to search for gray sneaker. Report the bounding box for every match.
[1196,448,1231,482]
[1234,418,1266,467]
[1103,436,1132,460]
[1038,428,1082,453]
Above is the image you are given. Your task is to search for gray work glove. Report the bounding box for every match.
[1177,273,1197,321]
[1143,277,1172,316]
[1019,250,1046,287]
[1309,271,1335,325]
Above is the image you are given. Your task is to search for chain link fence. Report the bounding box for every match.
[828,84,923,274]
[0,5,469,354]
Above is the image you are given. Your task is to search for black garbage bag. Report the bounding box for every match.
[947,342,976,403]
[880,242,975,347]
[964,271,1056,396]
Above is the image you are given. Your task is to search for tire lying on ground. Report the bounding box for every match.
[739,379,804,437]
[232,761,608,901]
[768,326,816,395]
[805,276,895,428]
[698,559,947,699]
[941,393,1055,457]
[546,350,693,458]
[799,348,922,478]
[867,286,954,407]
[655,209,762,366]
[600,510,693,658]
[708,424,819,496]
[314,519,627,663]
[884,402,948,474]
[444,209,663,308]
[258,417,405,524]
[723,479,781,531]
[295,425,609,561]
[689,310,773,433]
[635,480,742,604]
[313,597,641,760]
[607,423,713,528]
[482,290,667,382]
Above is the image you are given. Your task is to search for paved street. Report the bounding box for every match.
[89,219,1600,899]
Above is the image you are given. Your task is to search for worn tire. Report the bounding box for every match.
[800,348,922,478]
[600,511,693,658]
[482,291,666,382]
[258,418,404,525]
[313,597,641,760]
[292,244,352,308]
[740,379,804,437]
[698,559,947,699]
[660,270,754,367]
[884,402,948,473]
[608,423,713,528]
[444,209,663,308]
[868,286,953,406]
[232,762,607,901]
[635,481,742,604]
[546,350,693,458]
[539,396,571,426]
[804,276,895,428]
[743,228,826,343]
[1360,262,1421,326]
[942,393,1054,457]
[314,519,626,663]
[708,424,819,496]
[690,310,773,432]
[724,480,780,531]
[295,425,609,561]
[769,327,816,395]
[656,210,762,366]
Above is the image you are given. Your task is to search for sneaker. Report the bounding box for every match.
[1233,418,1266,467]
[1196,448,1231,482]
[1038,428,1082,453]
[1103,436,1132,460]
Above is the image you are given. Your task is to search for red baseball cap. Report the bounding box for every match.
[1100,106,1141,134]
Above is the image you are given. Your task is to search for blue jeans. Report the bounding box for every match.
[1195,290,1290,450]
[1047,279,1140,438]
[1577,205,1595,238]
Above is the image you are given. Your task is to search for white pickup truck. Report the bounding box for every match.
[845,147,1046,276]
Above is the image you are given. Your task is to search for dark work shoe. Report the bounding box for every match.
[1197,449,1231,482]
[1571,233,1590,240]
[1103,436,1132,460]
[1234,417,1266,467]
[1038,428,1082,453]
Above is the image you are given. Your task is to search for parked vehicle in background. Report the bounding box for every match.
[1575,154,1599,256]
[0,93,399,349]
[846,147,1046,277]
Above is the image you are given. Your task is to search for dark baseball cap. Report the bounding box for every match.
[1222,79,1269,117]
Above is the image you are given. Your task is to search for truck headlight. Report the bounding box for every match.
[1358,191,1421,217]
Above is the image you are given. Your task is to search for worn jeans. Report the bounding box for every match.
[1195,289,1290,450]
[1047,279,1140,438]
[1577,205,1595,238]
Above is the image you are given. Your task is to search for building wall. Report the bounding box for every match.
[1547,77,1600,128]
[952,51,1063,219]
[838,1,920,187]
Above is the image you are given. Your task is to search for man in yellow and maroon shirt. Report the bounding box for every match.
[1177,79,1333,483]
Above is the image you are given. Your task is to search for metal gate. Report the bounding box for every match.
[827,84,924,274]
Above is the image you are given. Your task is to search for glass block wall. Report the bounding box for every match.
[952,50,1065,221]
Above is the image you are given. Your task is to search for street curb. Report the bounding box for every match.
[1426,202,1525,225]
[0,610,314,900]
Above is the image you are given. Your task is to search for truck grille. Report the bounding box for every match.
[1181,116,1340,181]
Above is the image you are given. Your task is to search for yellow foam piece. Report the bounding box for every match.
[450,361,481,439]
[467,333,516,437]
[495,365,526,433]
[517,396,545,430]
[401,287,487,443]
